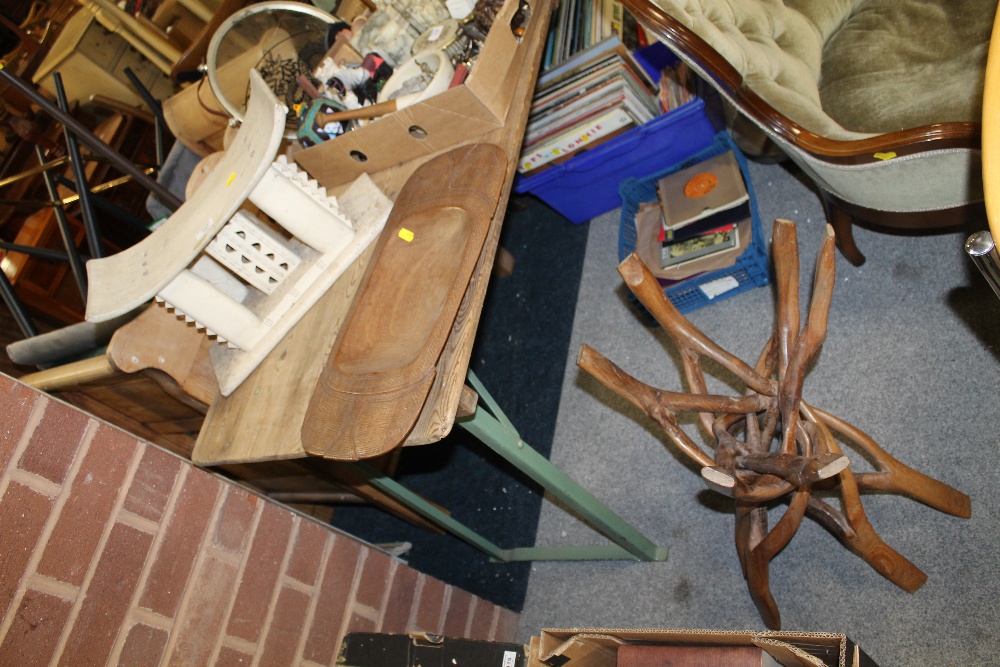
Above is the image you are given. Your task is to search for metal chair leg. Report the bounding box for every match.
[123,66,171,168]
[35,146,88,302]
[0,67,182,211]
[966,230,1000,299]
[52,73,104,259]
[0,269,38,338]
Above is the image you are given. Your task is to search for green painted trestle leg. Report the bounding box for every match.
[348,370,668,562]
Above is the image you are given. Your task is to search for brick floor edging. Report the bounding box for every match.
[0,374,520,666]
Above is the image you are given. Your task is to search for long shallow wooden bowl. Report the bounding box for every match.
[301,143,508,460]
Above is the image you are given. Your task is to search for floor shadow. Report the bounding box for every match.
[947,254,1000,366]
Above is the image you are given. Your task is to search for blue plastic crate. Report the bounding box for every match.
[513,98,718,224]
[631,42,678,83]
[618,132,771,314]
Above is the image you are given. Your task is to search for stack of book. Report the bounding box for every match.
[634,150,752,282]
[659,59,697,112]
[542,0,645,70]
[518,37,660,174]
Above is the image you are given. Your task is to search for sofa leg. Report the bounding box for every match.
[822,197,866,267]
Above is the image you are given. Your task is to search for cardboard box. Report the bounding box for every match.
[293,0,539,190]
[335,629,877,667]
[529,628,878,667]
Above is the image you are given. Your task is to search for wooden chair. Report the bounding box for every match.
[623,0,995,265]
[1,107,159,327]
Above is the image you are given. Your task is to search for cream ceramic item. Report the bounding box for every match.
[376,49,455,104]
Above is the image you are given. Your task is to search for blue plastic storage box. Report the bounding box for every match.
[618,132,771,313]
[513,98,718,224]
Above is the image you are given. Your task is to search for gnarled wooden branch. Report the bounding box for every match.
[578,219,970,629]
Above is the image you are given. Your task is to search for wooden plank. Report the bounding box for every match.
[106,305,219,406]
[404,1,552,445]
[456,385,479,419]
[191,243,377,465]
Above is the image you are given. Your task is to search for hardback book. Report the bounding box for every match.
[660,222,738,269]
[634,200,752,283]
[656,150,750,239]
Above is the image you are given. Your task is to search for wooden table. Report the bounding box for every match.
[22,0,669,562]
[192,0,557,466]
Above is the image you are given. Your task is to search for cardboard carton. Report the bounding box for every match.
[293,0,537,189]
[336,629,878,667]
[529,628,879,667]
[339,633,526,666]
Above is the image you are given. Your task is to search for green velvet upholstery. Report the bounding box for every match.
[649,0,993,141]
[640,0,997,214]
[820,0,993,135]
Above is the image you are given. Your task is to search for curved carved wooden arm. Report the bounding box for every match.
[577,344,768,469]
[803,409,929,593]
[617,254,777,397]
[777,222,836,455]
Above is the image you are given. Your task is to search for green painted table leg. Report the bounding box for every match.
[459,371,667,562]
[343,371,668,562]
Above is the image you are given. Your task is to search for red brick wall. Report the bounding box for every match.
[0,375,520,666]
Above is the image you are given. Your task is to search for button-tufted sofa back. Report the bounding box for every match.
[646,0,993,141]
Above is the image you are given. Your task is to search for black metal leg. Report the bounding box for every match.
[54,174,154,236]
[0,68,182,211]
[35,146,88,302]
[123,66,171,168]
[0,269,38,339]
[0,241,84,263]
[52,73,104,260]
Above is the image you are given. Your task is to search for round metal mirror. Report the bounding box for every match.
[206,1,340,139]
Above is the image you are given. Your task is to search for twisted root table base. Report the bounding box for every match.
[578,219,971,629]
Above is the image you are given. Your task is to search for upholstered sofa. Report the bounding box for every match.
[624,0,997,263]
